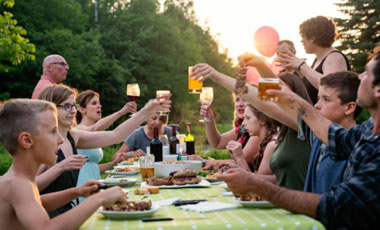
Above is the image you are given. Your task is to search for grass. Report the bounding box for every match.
[0,122,234,175]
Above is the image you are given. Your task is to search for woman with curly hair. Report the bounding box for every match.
[278,16,350,91]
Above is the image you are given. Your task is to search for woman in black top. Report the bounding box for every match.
[278,16,350,90]
[37,84,170,217]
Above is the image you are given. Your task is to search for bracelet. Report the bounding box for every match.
[297,61,306,71]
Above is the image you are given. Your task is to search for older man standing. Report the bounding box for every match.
[31,54,69,99]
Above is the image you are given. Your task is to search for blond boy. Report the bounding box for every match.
[0,99,127,229]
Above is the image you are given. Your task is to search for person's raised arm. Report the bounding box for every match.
[191,63,298,131]
[75,99,170,149]
[267,88,331,144]
[78,101,137,132]
[238,52,277,78]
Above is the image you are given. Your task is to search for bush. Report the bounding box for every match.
[0,145,13,175]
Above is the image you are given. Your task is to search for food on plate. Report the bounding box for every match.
[134,189,149,195]
[147,187,160,194]
[116,167,140,172]
[205,173,217,178]
[104,200,152,212]
[240,193,264,202]
[147,168,201,186]
[172,168,201,185]
[161,160,187,165]
[147,177,173,186]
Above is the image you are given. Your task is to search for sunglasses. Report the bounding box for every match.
[57,103,79,112]
[50,62,69,68]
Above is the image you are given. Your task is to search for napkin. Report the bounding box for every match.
[177,201,239,213]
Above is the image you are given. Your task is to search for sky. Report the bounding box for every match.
[189,0,345,65]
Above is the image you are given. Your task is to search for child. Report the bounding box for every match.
[0,99,127,229]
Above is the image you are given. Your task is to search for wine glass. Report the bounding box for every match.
[126,83,140,101]
[126,83,140,117]
[199,87,213,122]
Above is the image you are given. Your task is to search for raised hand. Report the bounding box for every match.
[226,140,244,159]
[57,155,87,171]
[198,100,214,122]
[191,63,219,82]
[119,101,137,115]
[141,98,172,116]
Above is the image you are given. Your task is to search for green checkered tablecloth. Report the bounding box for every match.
[80,180,325,230]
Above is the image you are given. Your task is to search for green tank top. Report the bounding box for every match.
[269,129,311,190]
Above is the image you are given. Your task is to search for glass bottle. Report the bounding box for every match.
[184,123,195,155]
[169,125,179,155]
[150,126,163,162]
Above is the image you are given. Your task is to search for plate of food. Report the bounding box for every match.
[98,201,160,220]
[98,178,138,187]
[142,168,211,189]
[234,195,276,208]
[105,166,140,176]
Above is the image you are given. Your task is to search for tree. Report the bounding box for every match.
[0,0,35,74]
[334,0,380,73]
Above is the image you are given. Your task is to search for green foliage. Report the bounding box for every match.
[334,0,380,72]
[200,148,232,160]
[0,0,35,72]
[0,145,13,175]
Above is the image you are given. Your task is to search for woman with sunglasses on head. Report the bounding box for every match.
[75,90,137,203]
[36,84,170,217]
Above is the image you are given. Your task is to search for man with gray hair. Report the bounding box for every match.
[31,54,69,99]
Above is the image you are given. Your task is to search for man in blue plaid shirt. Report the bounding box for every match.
[218,48,380,229]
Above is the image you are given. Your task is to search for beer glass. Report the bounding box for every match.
[199,87,213,122]
[258,78,280,102]
[139,155,155,181]
[156,90,170,115]
[188,66,203,94]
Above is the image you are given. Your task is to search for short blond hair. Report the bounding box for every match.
[0,99,57,155]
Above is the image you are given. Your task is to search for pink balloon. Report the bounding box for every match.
[254,26,280,58]
[246,67,260,85]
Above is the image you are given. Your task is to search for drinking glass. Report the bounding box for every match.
[156,90,170,115]
[199,87,213,122]
[139,155,155,181]
[257,78,280,102]
[126,83,140,101]
[188,66,203,94]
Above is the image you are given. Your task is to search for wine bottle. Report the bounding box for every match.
[169,125,179,155]
[184,123,195,155]
[150,126,163,162]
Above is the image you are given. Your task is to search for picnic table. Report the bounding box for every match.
[80,178,325,230]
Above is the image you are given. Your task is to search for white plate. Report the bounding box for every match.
[98,204,160,220]
[234,197,276,208]
[118,161,134,165]
[105,170,140,176]
[219,183,231,191]
[154,160,202,177]
[203,177,222,183]
[141,179,211,189]
[113,165,140,170]
[99,178,138,187]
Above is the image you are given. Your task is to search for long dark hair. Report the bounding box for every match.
[75,90,100,124]
[247,105,279,172]
[277,73,312,143]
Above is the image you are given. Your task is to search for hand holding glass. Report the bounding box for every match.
[188,66,203,94]
[199,87,213,122]
[156,90,171,115]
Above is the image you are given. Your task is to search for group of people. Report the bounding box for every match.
[0,14,379,230]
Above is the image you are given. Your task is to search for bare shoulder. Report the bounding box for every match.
[264,141,278,153]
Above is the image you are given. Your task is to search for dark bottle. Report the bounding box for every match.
[150,126,163,162]
[184,123,195,155]
[169,125,179,155]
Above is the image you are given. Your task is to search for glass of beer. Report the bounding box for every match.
[126,83,140,101]
[258,78,281,102]
[156,90,170,115]
[139,155,155,181]
[199,87,213,122]
[188,66,203,94]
